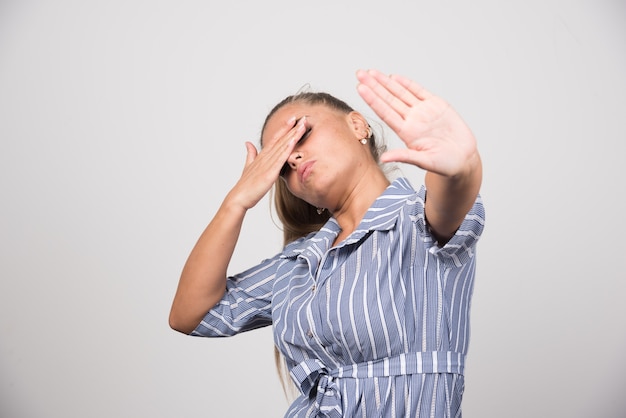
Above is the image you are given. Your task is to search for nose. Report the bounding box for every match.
[280,150,302,177]
[286,150,303,170]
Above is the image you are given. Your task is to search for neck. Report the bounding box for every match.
[330,166,390,241]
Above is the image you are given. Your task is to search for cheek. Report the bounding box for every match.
[283,176,312,203]
[280,174,298,194]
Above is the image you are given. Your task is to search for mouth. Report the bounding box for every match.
[298,161,315,183]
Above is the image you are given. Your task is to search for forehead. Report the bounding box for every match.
[261,103,342,145]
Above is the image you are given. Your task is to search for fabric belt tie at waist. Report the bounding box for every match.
[290,351,465,418]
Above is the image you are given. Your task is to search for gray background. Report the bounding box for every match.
[1,0,625,417]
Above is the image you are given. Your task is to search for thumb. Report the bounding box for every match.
[380,149,425,166]
[244,141,258,166]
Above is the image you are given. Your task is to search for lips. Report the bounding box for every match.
[298,161,315,183]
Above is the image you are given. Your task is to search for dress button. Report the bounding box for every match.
[311,284,316,292]
[306,330,313,338]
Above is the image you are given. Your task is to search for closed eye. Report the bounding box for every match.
[299,127,312,143]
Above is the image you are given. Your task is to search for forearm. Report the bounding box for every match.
[169,195,247,334]
[425,152,482,243]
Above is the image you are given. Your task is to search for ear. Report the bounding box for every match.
[347,111,369,139]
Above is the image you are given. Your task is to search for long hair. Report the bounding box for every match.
[261,91,387,401]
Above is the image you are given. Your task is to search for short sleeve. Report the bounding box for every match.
[191,253,283,337]
[427,194,486,267]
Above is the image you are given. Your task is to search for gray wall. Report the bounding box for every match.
[1,1,624,417]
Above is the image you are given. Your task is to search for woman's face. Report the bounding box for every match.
[262,103,371,211]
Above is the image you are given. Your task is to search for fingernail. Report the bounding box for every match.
[295,116,306,130]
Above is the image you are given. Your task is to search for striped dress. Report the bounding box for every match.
[192,177,486,417]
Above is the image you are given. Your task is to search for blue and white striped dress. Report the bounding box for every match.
[192,177,486,417]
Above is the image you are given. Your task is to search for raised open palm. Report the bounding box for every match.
[356,69,477,178]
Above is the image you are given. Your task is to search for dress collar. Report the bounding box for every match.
[281,177,416,257]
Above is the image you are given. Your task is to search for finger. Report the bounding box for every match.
[367,69,422,108]
[389,74,433,101]
[357,69,411,117]
[357,82,405,132]
[291,116,308,144]
[263,115,297,148]
[276,116,306,158]
[261,117,306,175]
[274,115,307,149]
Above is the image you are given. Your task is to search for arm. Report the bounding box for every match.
[168,197,246,334]
[424,154,482,243]
[169,116,307,334]
[356,69,482,244]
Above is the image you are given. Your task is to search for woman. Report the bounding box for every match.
[169,69,485,417]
